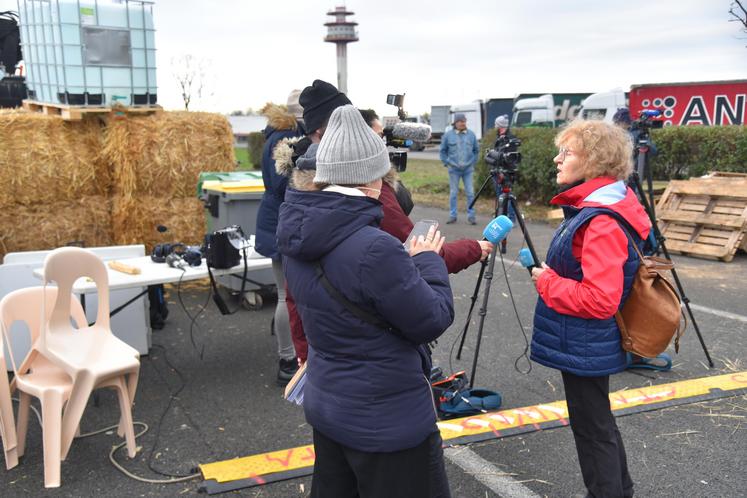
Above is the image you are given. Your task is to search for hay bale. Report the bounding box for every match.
[0,195,112,259]
[104,112,236,200]
[112,196,206,250]
[0,110,109,209]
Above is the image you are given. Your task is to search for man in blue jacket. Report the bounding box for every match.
[440,113,479,225]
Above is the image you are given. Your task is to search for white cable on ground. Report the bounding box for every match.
[11,398,201,485]
[107,422,201,484]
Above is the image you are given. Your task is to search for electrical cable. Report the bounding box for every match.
[143,343,216,479]
[109,422,200,484]
[10,398,200,484]
[498,250,532,374]
[175,268,211,360]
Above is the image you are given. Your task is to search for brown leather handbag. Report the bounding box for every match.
[615,230,686,358]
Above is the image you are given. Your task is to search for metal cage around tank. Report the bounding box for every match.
[17,0,157,106]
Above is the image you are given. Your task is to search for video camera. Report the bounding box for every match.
[485,133,522,174]
[632,109,664,131]
[383,93,432,172]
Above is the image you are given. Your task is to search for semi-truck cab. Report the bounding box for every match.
[578,89,628,122]
[511,94,555,128]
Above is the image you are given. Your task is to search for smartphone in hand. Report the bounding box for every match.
[405,219,439,248]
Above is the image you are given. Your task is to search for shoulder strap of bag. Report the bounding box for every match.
[313,260,395,332]
[313,260,438,350]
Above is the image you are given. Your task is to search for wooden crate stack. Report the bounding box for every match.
[655,172,747,262]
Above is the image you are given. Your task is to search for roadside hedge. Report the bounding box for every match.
[648,125,747,179]
[474,128,557,205]
[475,125,747,205]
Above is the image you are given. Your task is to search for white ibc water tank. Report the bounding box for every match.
[18,0,157,106]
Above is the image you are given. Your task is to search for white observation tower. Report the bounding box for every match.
[324,6,358,95]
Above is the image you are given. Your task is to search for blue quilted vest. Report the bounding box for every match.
[531,206,643,377]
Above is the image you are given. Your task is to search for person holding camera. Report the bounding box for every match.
[440,113,479,225]
[494,114,510,135]
[273,83,490,364]
[277,105,454,498]
[255,91,305,385]
[530,120,651,498]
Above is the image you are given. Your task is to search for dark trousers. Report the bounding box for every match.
[311,429,451,498]
[562,371,634,498]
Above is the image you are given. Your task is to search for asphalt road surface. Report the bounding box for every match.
[2,203,745,497]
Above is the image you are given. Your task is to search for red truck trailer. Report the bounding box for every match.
[629,80,747,126]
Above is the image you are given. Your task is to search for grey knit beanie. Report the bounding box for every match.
[494,114,509,128]
[314,105,390,185]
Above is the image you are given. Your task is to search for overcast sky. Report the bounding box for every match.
[3,0,746,117]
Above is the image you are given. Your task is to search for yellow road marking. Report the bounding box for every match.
[200,371,747,485]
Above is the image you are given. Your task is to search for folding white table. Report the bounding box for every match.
[33,254,272,294]
[29,252,273,352]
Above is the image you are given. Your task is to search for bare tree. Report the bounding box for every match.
[171,54,210,110]
[730,1,747,45]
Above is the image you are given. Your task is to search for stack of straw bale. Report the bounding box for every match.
[0,109,235,258]
[0,110,112,258]
[104,111,236,249]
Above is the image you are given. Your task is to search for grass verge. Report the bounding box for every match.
[234,147,254,170]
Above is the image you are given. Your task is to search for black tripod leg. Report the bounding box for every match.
[469,174,494,211]
[469,243,499,388]
[630,173,714,367]
[456,259,488,359]
[507,196,540,274]
[646,168,656,221]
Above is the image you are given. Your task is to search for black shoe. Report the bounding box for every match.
[468,218,477,225]
[446,217,457,224]
[277,358,299,386]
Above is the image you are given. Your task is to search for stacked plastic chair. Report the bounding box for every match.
[0,246,141,487]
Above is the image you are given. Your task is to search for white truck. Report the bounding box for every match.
[429,105,451,141]
[578,89,628,122]
[449,102,484,140]
[511,94,555,128]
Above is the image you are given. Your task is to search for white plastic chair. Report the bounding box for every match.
[0,286,138,487]
[0,331,19,471]
[37,248,140,471]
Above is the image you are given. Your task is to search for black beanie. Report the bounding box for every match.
[299,79,352,134]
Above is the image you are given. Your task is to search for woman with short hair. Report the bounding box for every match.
[530,120,651,498]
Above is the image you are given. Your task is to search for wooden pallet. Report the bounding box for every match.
[707,171,747,179]
[656,177,747,262]
[22,100,162,121]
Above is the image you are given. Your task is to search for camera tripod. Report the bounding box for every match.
[630,139,714,367]
[456,167,540,387]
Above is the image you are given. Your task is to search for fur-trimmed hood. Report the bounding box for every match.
[261,102,299,132]
[273,136,301,177]
[273,135,398,192]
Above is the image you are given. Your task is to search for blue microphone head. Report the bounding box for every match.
[483,215,513,244]
[519,248,535,268]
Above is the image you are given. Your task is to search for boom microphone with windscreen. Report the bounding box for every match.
[391,122,432,143]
